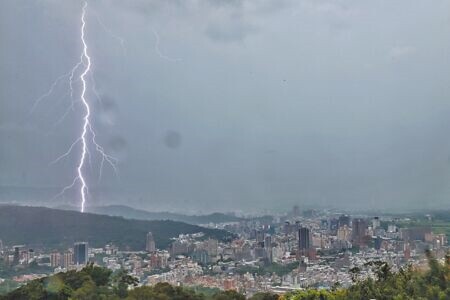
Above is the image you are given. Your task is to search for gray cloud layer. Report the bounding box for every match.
[1,0,449,213]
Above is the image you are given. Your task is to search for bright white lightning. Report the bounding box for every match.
[37,1,118,212]
[94,13,127,57]
[152,28,181,62]
[76,1,91,213]
[29,72,70,116]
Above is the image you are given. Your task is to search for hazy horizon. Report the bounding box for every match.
[1,0,450,213]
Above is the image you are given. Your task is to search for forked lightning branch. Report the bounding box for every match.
[31,1,118,213]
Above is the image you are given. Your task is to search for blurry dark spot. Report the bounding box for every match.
[265,149,278,154]
[164,131,182,149]
[98,96,118,126]
[108,136,127,152]
[99,95,117,112]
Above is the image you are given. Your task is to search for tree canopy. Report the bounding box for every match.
[1,251,448,300]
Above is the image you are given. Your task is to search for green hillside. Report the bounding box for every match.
[0,205,235,250]
[57,204,244,224]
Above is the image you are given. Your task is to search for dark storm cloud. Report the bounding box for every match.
[1,0,449,212]
[205,20,256,43]
[108,136,127,152]
[108,0,289,43]
[163,131,182,149]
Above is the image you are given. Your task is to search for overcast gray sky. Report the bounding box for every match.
[1,0,450,213]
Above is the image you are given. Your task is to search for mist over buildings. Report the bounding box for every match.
[1,0,450,213]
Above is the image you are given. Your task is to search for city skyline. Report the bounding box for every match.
[0,205,447,296]
[1,0,449,298]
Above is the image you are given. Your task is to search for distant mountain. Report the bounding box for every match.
[56,204,244,224]
[0,205,235,250]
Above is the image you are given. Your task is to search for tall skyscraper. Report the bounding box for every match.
[338,215,351,228]
[352,218,367,247]
[256,230,265,244]
[298,227,310,256]
[264,234,272,262]
[146,232,156,252]
[329,218,339,233]
[73,242,88,265]
[13,245,23,264]
[292,205,300,217]
[372,217,381,229]
[24,249,34,264]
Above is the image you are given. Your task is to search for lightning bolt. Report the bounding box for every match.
[76,2,91,213]
[28,72,70,115]
[94,12,127,57]
[31,1,118,212]
[152,28,181,62]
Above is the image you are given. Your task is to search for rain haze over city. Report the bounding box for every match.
[1,2,450,299]
[1,0,450,214]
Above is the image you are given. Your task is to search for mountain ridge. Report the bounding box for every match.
[55,204,244,224]
[0,205,235,250]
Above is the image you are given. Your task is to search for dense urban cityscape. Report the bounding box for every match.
[2,0,450,298]
[1,206,448,297]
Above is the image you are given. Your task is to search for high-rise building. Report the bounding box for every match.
[205,239,218,257]
[329,218,339,233]
[50,252,62,267]
[254,247,265,259]
[28,249,34,261]
[352,218,367,247]
[283,221,303,235]
[337,225,351,241]
[105,244,118,255]
[338,215,350,228]
[372,217,381,230]
[171,241,188,256]
[320,219,329,229]
[298,227,310,256]
[283,221,291,235]
[264,234,272,249]
[302,209,317,218]
[299,258,307,272]
[291,205,300,217]
[63,251,73,268]
[146,232,156,252]
[434,233,448,249]
[192,249,209,265]
[374,237,383,250]
[22,249,34,264]
[13,245,23,265]
[264,234,272,263]
[73,242,88,265]
[256,230,265,244]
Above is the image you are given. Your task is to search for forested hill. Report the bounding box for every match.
[0,205,235,250]
[57,204,244,224]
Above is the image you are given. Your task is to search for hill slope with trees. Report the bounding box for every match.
[57,204,244,225]
[0,205,235,250]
